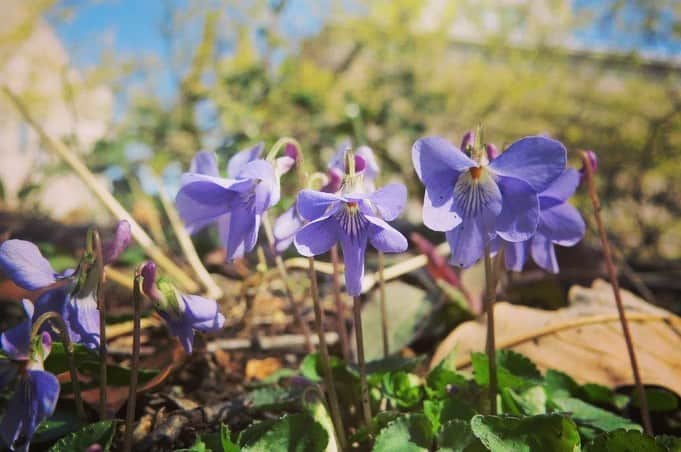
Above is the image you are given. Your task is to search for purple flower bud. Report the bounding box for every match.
[284,142,300,161]
[485,143,499,160]
[140,261,161,301]
[460,131,474,151]
[354,154,367,173]
[321,168,343,194]
[102,220,132,265]
[580,150,598,179]
[87,444,103,452]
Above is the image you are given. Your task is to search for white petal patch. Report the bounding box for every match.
[452,168,502,218]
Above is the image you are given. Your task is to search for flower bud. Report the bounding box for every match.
[354,154,367,173]
[284,142,300,161]
[103,220,132,265]
[485,143,499,161]
[322,168,343,193]
[460,131,474,151]
[140,261,162,302]
[580,150,598,178]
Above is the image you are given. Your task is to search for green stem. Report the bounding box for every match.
[353,295,372,427]
[91,229,108,420]
[483,244,498,415]
[308,258,347,450]
[378,251,389,358]
[266,136,303,162]
[31,312,85,420]
[330,245,351,361]
[124,269,143,452]
[581,152,653,435]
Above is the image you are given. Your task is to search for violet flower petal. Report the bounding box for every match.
[190,151,219,177]
[0,240,57,291]
[495,176,540,242]
[226,142,264,178]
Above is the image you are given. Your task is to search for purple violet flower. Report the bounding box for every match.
[0,300,59,452]
[497,168,585,273]
[273,168,344,254]
[141,262,225,354]
[412,134,566,268]
[175,143,282,260]
[0,221,131,350]
[293,181,408,296]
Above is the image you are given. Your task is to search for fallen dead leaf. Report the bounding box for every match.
[431,279,681,394]
[245,357,282,382]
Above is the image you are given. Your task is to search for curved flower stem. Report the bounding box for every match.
[308,257,347,450]
[483,244,498,415]
[353,296,372,428]
[262,214,313,352]
[31,312,85,420]
[1,86,199,294]
[330,245,351,361]
[378,251,389,357]
[124,269,143,452]
[157,183,223,299]
[581,152,652,435]
[91,229,108,420]
[266,136,303,162]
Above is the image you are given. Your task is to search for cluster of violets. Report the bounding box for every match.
[0,222,224,451]
[0,128,589,451]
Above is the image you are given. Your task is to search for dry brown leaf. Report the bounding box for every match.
[245,357,282,382]
[431,279,681,394]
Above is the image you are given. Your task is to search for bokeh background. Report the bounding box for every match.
[1,0,680,308]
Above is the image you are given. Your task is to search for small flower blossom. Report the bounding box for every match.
[0,221,131,350]
[141,262,225,354]
[293,172,408,295]
[0,300,59,452]
[580,150,598,181]
[412,134,566,268]
[175,143,281,260]
[497,168,586,273]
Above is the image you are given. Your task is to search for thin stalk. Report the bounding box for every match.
[261,214,313,352]
[308,258,347,450]
[124,269,143,452]
[330,245,351,361]
[483,244,498,415]
[157,184,223,299]
[92,230,108,420]
[581,152,652,434]
[32,312,85,420]
[1,86,199,294]
[378,251,389,357]
[353,296,372,427]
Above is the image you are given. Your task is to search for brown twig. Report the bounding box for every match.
[483,244,498,415]
[330,245,351,361]
[353,296,372,427]
[378,251,389,358]
[581,151,653,435]
[91,229,108,420]
[308,258,347,449]
[124,268,143,452]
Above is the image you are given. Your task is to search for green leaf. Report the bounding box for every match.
[240,413,328,452]
[656,435,681,452]
[471,353,526,390]
[631,387,680,413]
[48,421,116,452]
[382,372,423,408]
[496,350,541,380]
[551,397,641,433]
[425,363,467,400]
[438,419,485,452]
[245,386,301,411]
[544,369,581,399]
[365,355,425,376]
[584,430,666,451]
[33,410,85,444]
[470,414,581,452]
[299,353,350,384]
[198,424,239,452]
[372,414,434,452]
[362,281,433,360]
[176,437,208,452]
[503,386,547,416]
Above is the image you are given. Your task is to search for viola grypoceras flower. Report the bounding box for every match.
[0,300,59,452]
[0,221,132,350]
[497,168,585,273]
[175,143,288,261]
[412,132,566,268]
[293,158,407,295]
[141,262,225,354]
